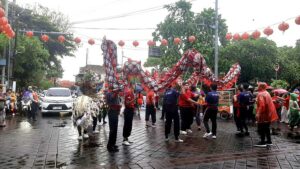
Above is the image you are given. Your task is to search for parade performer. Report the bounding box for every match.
[106,87,122,152]
[255,82,278,147]
[179,82,198,135]
[203,83,219,139]
[122,84,135,146]
[145,88,156,127]
[288,92,300,131]
[164,83,183,142]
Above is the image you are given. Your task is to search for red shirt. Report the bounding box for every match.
[178,90,194,107]
[283,95,290,109]
[124,88,135,108]
[146,90,155,105]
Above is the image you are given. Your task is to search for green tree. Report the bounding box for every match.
[145,0,228,70]
[219,38,278,83]
[13,36,49,87]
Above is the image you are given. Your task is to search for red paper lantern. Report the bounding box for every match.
[174,37,181,45]
[0,17,8,26]
[118,40,125,47]
[41,35,49,42]
[57,35,65,43]
[74,37,81,44]
[88,38,95,45]
[252,30,261,39]
[188,36,196,43]
[263,27,273,36]
[0,8,5,18]
[278,22,289,32]
[233,33,240,40]
[241,32,249,40]
[26,31,34,38]
[147,40,155,46]
[7,31,15,38]
[132,40,139,47]
[161,39,168,46]
[295,16,300,25]
[225,33,232,40]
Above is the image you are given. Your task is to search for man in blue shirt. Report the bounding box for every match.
[164,84,183,142]
[203,83,219,139]
[237,83,251,136]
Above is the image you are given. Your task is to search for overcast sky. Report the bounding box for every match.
[16,0,300,81]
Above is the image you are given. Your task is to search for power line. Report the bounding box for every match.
[71,27,156,30]
[71,0,197,25]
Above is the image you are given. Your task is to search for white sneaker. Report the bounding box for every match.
[175,139,183,143]
[78,136,83,140]
[187,129,193,134]
[122,141,131,146]
[212,135,217,139]
[203,132,212,138]
[180,130,187,135]
[83,134,89,139]
[93,130,99,134]
[152,124,156,128]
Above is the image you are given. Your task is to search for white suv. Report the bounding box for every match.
[41,87,73,114]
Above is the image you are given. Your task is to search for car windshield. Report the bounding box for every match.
[46,89,71,97]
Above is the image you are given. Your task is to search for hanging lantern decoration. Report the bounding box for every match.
[88,38,95,45]
[263,27,273,36]
[0,17,8,26]
[0,8,5,18]
[118,40,125,47]
[278,22,289,32]
[188,36,196,43]
[174,37,181,45]
[147,40,155,46]
[74,37,81,44]
[57,35,65,43]
[295,16,300,25]
[132,40,139,47]
[161,39,168,46]
[225,33,232,40]
[241,32,249,40]
[252,30,261,39]
[2,24,11,33]
[7,31,15,38]
[233,33,240,40]
[26,31,34,38]
[41,34,49,42]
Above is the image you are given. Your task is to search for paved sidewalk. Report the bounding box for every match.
[0,110,299,169]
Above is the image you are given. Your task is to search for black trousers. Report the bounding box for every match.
[29,101,38,120]
[180,107,194,131]
[107,109,119,148]
[203,108,218,135]
[257,122,271,143]
[161,103,166,119]
[92,116,97,131]
[165,104,180,139]
[239,107,249,132]
[98,108,107,123]
[146,104,156,124]
[233,107,241,131]
[123,107,134,140]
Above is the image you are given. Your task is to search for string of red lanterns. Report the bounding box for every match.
[0,7,15,39]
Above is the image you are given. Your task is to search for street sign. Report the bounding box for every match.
[148,47,161,57]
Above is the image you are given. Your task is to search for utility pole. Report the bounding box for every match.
[85,48,89,66]
[214,0,219,78]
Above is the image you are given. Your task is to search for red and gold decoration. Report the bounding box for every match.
[26,31,34,38]
[118,40,125,47]
[147,40,155,46]
[263,27,273,36]
[188,36,196,43]
[74,37,81,44]
[0,7,15,39]
[57,35,65,43]
[88,38,95,45]
[241,32,249,40]
[278,22,289,32]
[132,40,139,47]
[225,33,232,40]
[161,39,168,46]
[101,39,240,91]
[41,34,49,42]
[252,30,261,39]
[233,33,240,40]
[174,37,181,45]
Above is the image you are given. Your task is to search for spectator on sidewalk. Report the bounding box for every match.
[122,84,135,146]
[237,83,251,136]
[255,82,278,147]
[203,83,219,139]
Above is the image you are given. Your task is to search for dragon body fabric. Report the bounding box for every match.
[101,39,240,91]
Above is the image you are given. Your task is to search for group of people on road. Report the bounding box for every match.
[0,85,39,127]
